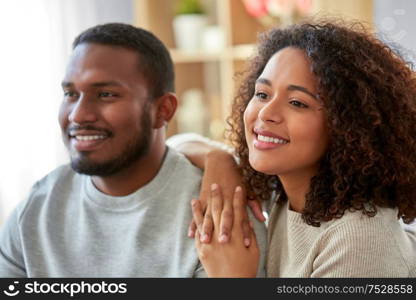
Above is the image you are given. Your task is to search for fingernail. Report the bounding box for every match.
[235,186,242,192]
[244,238,250,247]
[188,229,194,237]
[201,233,209,242]
[249,221,254,229]
[191,199,196,206]
[211,183,218,191]
[219,233,228,243]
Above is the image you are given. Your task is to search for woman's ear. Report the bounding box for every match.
[153,93,178,129]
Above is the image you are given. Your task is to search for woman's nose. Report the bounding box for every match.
[258,98,284,124]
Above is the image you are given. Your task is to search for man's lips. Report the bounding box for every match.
[67,127,112,152]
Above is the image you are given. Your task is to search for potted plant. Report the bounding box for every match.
[172,0,208,51]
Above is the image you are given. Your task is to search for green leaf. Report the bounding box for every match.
[175,0,205,15]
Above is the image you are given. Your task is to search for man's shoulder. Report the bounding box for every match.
[17,164,81,217]
[33,164,79,192]
[166,147,202,179]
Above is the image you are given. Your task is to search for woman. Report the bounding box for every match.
[187,20,416,277]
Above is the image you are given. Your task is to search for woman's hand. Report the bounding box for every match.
[192,184,259,277]
[172,138,266,244]
[187,149,266,246]
[192,150,255,246]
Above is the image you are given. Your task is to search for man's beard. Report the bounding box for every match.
[70,107,152,177]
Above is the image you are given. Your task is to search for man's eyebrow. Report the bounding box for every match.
[287,84,318,100]
[90,81,123,88]
[61,81,73,88]
[61,81,124,88]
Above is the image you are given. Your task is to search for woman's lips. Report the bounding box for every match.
[254,137,288,150]
[253,131,289,150]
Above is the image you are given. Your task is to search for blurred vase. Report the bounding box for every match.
[177,89,207,135]
[173,14,208,51]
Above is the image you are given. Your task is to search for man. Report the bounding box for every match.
[0,23,266,277]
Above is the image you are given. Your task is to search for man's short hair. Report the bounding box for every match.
[73,23,175,99]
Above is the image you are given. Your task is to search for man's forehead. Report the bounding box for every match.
[69,43,139,66]
[64,43,145,85]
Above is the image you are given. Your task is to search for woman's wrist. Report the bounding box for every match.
[205,149,237,169]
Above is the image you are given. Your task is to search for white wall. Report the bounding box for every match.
[374,0,416,64]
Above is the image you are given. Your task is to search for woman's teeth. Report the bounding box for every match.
[257,134,288,144]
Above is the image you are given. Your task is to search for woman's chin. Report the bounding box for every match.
[249,159,277,176]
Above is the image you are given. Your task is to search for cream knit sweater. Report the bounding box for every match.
[266,201,416,277]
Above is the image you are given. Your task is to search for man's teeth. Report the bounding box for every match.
[257,134,288,144]
[75,135,106,141]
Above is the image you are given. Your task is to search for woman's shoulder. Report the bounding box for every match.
[315,207,416,277]
[321,206,408,244]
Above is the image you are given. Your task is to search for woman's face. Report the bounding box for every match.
[244,47,328,178]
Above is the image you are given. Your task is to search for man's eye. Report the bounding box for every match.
[289,100,308,108]
[63,91,78,98]
[98,92,117,98]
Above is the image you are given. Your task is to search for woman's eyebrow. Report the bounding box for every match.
[255,78,272,86]
[255,78,319,101]
[287,84,318,100]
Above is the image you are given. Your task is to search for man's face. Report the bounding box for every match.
[59,43,153,176]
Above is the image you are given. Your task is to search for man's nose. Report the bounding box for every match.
[68,95,98,124]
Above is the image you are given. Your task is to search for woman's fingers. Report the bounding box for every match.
[247,199,266,222]
[210,183,223,227]
[233,186,251,247]
[187,220,197,238]
[200,202,213,243]
[192,198,213,243]
[194,229,201,250]
[218,196,233,243]
[191,199,204,237]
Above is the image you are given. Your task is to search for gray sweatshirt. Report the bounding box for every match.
[0,147,267,277]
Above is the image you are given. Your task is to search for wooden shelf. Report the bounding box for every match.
[170,43,256,63]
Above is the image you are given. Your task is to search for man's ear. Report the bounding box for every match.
[153,93,178,129]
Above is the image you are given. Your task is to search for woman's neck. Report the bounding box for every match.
[278,169,316,213]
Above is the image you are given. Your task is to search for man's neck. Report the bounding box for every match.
[91,142,167,197]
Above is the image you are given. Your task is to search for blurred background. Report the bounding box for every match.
[0,0,415,224]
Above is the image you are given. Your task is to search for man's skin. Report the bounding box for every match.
[59,43,177,195]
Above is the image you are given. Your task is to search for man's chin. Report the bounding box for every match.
[70,158,119,177]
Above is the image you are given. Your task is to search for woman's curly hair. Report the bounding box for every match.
[227,20,416,226]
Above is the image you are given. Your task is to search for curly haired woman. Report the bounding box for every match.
[176,20,416,277]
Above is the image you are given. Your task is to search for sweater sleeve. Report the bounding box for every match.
[166,133,233,153]
[311,217,411,278]
[0,206,27,277]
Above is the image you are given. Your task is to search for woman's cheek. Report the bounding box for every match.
[244,100,257,127]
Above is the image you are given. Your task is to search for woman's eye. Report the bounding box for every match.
[254,92,268,100]
[289,99,308,108]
